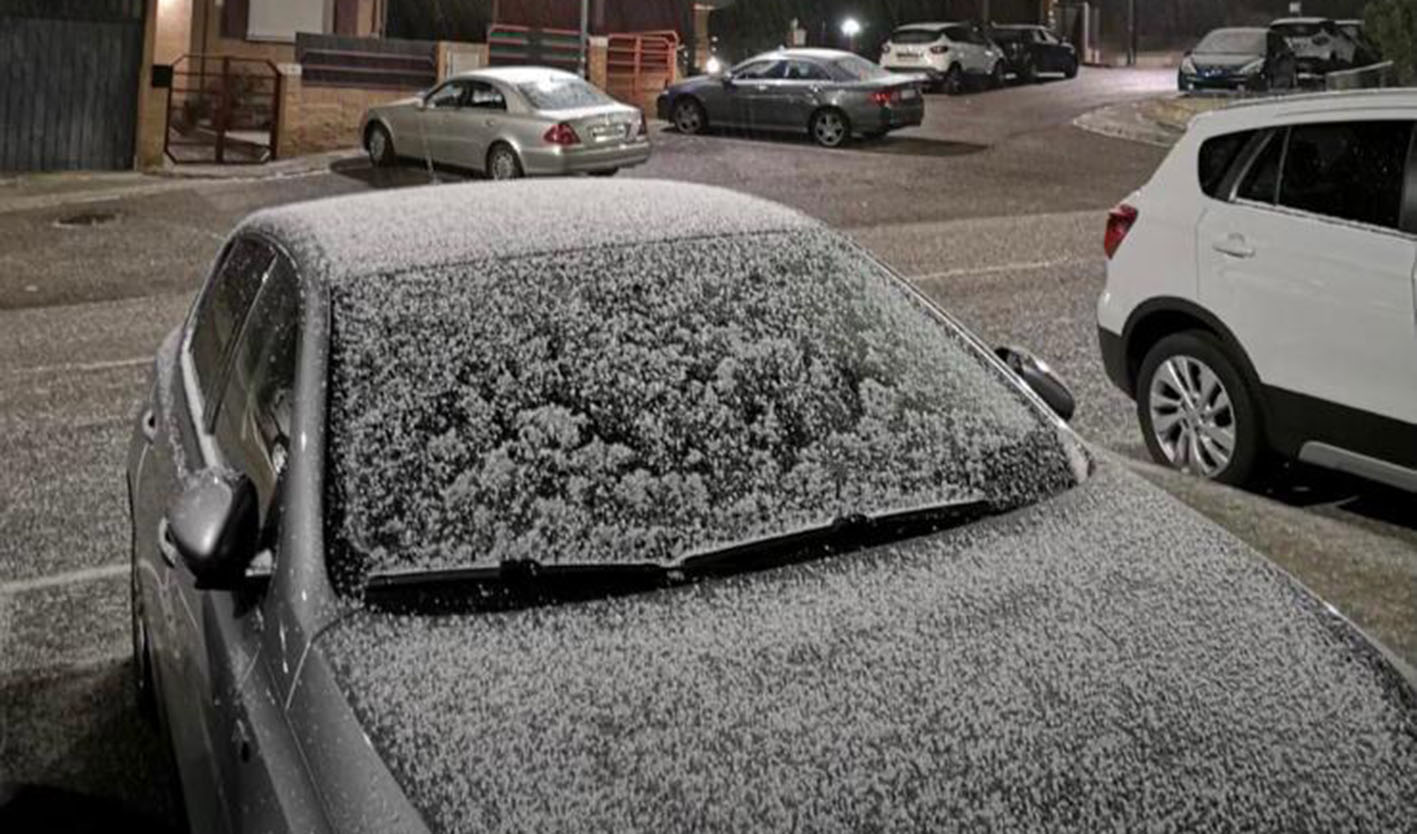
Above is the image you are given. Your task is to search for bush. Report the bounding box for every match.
[1364,0,1417,84]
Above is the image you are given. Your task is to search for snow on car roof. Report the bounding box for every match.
[458,65,580,84]
[238,180,819,284]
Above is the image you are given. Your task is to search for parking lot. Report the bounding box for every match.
[2,66,1415,824]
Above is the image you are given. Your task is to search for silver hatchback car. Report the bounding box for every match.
[360,67,651,178]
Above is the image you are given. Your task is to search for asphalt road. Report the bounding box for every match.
[2,67,1414,826]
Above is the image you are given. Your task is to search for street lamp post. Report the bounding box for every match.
[579,0,590,78]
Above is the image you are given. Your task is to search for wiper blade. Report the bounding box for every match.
[364,559,675,615]
[674,498,1000,577]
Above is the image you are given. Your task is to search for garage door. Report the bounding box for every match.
[0,0,146,171]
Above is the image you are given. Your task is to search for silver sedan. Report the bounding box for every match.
[360,67,651,179]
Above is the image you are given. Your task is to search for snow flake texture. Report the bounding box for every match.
[326,229,1075,579]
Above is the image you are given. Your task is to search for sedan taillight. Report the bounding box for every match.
[1105,204,1138,259]
[870,89,901,106]
[930,44,951,54]
[543,123,580,146]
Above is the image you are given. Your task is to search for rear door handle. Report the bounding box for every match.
[1212,235,1255,259]
[157,518,179,568]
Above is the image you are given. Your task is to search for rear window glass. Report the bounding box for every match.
[831,55,891,80]
[892,28,944,45]
[1278,121,1413,230]
[326,230,1077,585]
[516,77,611,110]
[1199,130,1257,198]
[1272,23,1323,38]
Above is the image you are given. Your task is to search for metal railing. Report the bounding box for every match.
[164,55,280,165]
[487,24,581,71]
[606,30,679,104]
[1326,61,1396,91]
[296,33,437,89]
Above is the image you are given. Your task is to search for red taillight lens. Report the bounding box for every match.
[930,44,950,54]
[1105,204,1138,259]
[543,123,580,146]
[871,89,900,106]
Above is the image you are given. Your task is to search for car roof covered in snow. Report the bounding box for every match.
[237,180,820,284]
[457,65,580,85]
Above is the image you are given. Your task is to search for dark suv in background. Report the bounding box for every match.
[989,24,1080,83]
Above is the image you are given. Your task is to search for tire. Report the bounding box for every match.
[989,60,1006,89]
[1064,57,1079,79]
[1019,58,1037,84]
[1136,331,1263,487]
[588,168,619,177]
[672,97,708,135]
[131,565,158,725]
[943,64,965,95]
[809,108,850,149]
[366,123,395,167]
[486,143,524,180]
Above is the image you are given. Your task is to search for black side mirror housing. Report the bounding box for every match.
[167,469,259,590]
[996,346,1076,422]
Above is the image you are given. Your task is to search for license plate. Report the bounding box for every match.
[900,88,919,99]
[898,53,920,61]
[592,124,628,141]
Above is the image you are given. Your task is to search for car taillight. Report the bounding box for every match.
[543,123,580,146]
[1105,204,1138,259]
[871,89,900,106]
[930,44,950,54]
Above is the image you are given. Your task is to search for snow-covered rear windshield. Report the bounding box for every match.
[1196,30,1266,54]
[891,28,945,45]
[832,55,892,81]
[517,77,612,110]
[326,229,1078,585]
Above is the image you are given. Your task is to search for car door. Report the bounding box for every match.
[1266,32,1296,83]
[1038,29,1066,72]
[457,80,507,171]
[201,247,304,834]
[421,80,467,163]
[1197,120,1417,430]
[752,59,829,131]
[727,59,783,128]
[142,235,274,834]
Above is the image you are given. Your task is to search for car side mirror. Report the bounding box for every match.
[995,346,1076,422]
[414,97,428,110]
[166,468,259,590]
[720,73,735,86]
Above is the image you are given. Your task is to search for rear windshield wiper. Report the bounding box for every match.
[362,498,1002,615]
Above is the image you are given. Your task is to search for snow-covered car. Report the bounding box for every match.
[1098,90,1417,491]
[1179,27,1298,92]
[1269,17,1359,75]
[129,180,1417,833]
[879,21,1006,92]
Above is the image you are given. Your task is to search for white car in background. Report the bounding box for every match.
[879,21,1006,93]
[1097,90,1417,491]
[1269,17,1359,74]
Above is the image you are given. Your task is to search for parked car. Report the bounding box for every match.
[1179,27,1299,92]
[656,49,923,148]
[879,21,1006,92]
[1269,17,1359,75]
[359,67,649,179]
[1336,19,1382,66]
[1098,90,1417,491]
[130,178,1417,833]
[988,24,1079,83]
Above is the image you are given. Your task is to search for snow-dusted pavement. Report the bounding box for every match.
[1,67,1412,825]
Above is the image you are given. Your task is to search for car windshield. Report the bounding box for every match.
[832,54,892,80]
[325,229,1081,588]
[1272,22,1323,38]
[891,28,945,45]
[516,77,611,110]
[1196,30,1266,54]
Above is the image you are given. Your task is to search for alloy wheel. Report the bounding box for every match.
[368,129,387,163]
[674,101,704,134]
[489,147,521,180]
[1147,354,1236,478]
[812,111,846,147]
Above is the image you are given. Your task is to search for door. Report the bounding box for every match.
[421,80,467,163]
[146,236,275,833]
[458,80,508,171]
[752,59,830,131]
[726,59,782,128]
[202,249,302,834]
[1198,121,1417,427]
[0,0,145,170]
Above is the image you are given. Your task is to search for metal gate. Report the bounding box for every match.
[0,0,146,171]
[165,56,281,165]
[606,31,679,112]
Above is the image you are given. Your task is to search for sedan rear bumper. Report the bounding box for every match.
[521,139,652,175]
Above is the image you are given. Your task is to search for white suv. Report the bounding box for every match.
[880,22,1005,93]
[1097,90,1417,491]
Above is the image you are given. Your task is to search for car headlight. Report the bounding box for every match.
[1180,56,1197,74]
[1239,58,1265,75]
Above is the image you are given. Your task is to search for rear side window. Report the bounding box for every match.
[1278,121,1413,230]
[1198,130,1257,198]
[1237,129,1285,204]
[188,238,274,412]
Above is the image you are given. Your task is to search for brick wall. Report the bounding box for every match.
[275,66,419,157]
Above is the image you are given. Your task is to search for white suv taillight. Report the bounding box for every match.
[1105,204,1138,259]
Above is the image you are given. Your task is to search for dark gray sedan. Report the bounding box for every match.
[656,49,924,147]
[129,180,1417,833]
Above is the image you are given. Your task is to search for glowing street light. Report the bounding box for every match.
[840,17,862,52]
